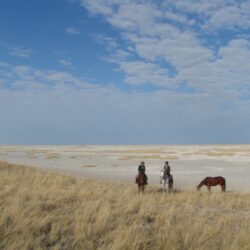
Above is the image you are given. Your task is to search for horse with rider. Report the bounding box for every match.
[135,162,148,183]
[135,160,226,194]
[160,161,173,193]
[135,161,174,193]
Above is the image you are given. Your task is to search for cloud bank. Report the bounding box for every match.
[1,0,250,144]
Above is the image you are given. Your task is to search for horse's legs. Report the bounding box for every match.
[222,185,226,192]
[139,189,142,195]
[138,184,145,195]
[164,181,167,193]
[162,182,165,193]
[168,184,172,193]
[207,185,211,192]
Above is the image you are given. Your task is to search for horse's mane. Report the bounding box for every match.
[197,179,205,188]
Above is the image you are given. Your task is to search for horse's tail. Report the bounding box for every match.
[223,178,226,191]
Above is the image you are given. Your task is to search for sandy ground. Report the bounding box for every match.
[1,145,250,191]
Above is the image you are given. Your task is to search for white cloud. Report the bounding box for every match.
[204,5,250,31]
[1,61,250,144]
[175,38,250,97]
[77,0,250,98]
[166,1,250,31]
[0,61,9,67]
[168,0,225,17]
[1,64,94,91]
[164,10,196,26]
[80,0,115,15]
[93,34,118,50]
[65,27,81,34]
[1,61,250,143]
[2,1,250,143]
[59,59,72,66]
[119,60,174,86]
[113,49,131,60]
[9,47,32,58]
[107,2,162,34]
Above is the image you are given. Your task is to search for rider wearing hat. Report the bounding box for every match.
[137,161,148,185]
[163,161,171,178]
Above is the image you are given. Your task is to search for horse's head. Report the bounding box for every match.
[196,185,201,191]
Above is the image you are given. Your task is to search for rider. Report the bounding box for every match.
[163,161,171,178]
[137,161,148,185]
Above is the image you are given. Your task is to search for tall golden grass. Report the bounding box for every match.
[1,161,250,250]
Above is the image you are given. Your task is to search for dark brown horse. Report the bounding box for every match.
[197,176,226,192]
[136,171,146,194]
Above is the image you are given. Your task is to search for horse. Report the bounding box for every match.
[136,171,146,195]
[160,170,174,193]
[197,176,226,192]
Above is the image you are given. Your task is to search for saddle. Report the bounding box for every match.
[135,172,147,184]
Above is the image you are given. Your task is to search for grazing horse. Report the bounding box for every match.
[160,170,174,193]
[136,171,146,194]
[197,176,226,192]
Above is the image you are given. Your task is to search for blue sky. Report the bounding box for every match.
[1,0,250,144]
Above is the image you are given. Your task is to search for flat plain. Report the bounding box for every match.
[1,145,250,190]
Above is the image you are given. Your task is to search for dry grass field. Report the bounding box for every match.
[1,161,250,250]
